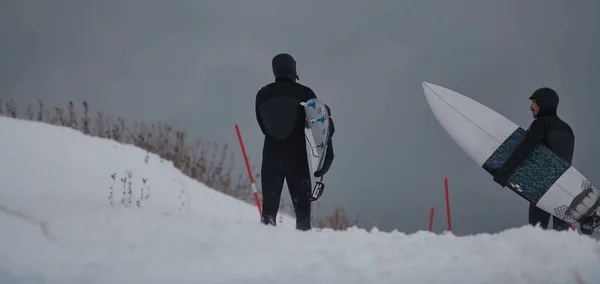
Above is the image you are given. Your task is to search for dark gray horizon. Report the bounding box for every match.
[2,0,598,236]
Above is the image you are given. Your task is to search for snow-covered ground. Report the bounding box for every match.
[0,116,599,284]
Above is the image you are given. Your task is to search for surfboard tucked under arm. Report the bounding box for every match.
[301,98,331,201]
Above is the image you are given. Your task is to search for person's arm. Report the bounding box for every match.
[314,104,335,177]
[314,141,334,177]
[500,118,548,175]
[325,104,335,138]
[255,88,267,135]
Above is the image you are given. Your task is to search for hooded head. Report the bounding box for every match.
[272,53,299,82]
[529,87,559,118]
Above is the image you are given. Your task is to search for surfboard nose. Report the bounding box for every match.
[422,82,444,98]
[422,82,432,93]
[420,81,520,166]
[422,81,444,110]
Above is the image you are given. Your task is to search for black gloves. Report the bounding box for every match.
[314,157,332,177]
[492,166,510,187]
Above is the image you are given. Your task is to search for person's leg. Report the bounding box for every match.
[260,160,285,226]
[551,216,569,231]
[529,203,550,229]
[284,153,312,231]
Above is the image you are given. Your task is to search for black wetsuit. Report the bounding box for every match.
[255,53,334,231]
[493,87,575,231]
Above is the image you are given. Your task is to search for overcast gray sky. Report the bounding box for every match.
[1,0,598,236]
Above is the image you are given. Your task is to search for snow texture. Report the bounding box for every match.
[0,116,599,284]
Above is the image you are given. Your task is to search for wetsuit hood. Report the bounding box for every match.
[272,53,299,81]
[529,87,559,117]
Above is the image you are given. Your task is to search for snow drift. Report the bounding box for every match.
[0,116,599,284]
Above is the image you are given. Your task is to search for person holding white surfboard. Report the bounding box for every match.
[492,87,575,231]
[255,53,335,231]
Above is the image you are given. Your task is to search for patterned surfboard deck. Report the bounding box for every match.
[482,127,570,204]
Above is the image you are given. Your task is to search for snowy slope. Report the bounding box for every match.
[0,116,599,284]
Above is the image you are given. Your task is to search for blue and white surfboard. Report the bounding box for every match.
[301,98,331,201]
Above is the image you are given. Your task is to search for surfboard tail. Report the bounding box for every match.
[566,185,600,221]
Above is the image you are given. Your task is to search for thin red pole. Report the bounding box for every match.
[444,177,452,232]
[567,223,574,231]
[429,207,435,232]
[234,124,262,216]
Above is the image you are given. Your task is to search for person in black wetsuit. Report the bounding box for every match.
[255,53,334,231]
[492,87,575,231]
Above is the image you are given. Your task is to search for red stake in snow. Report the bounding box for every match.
[429,207,435,232]
[444,177,452,232]
[234,124,262,216]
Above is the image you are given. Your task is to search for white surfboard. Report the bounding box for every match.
[301,98,331,201]
[421,82,600,231]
